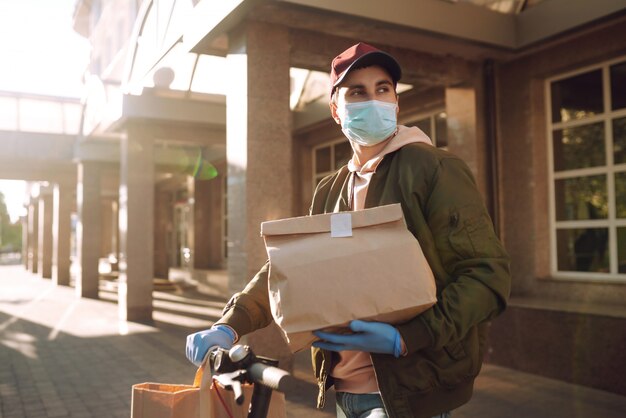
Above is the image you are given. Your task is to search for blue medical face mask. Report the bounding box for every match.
[338,100,398,146]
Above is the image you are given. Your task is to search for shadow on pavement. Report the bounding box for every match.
[3,267,626,418]
[0,268,334,417]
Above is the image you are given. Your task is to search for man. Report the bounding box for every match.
[186,42,511,418]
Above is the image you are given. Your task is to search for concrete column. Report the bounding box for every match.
[194,176,223,269]
[118,123,154,322]
[52,183,72,286]
[154,188,171,279]
[185,177,195,269]
[37,192,53,279]
[226,22,294,368]
[444,70,487,195]
[111,200,120,271]
[101,199,114,258]
[226,22,294,290]
[192,179,206,271]
[28,202,38,273]
[76,162,102,298]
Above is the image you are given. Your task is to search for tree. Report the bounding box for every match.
[0,191,22,252]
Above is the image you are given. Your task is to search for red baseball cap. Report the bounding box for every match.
[330,42,402,98]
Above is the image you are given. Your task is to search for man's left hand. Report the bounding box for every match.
[313,320,404,357]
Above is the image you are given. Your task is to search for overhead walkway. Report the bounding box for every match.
[0,90,80,182]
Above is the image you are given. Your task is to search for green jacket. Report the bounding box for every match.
[218,143,511,418]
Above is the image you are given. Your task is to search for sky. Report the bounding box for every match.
[0,0,90,97]
[0,0,89,222]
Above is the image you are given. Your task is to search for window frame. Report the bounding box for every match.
[312,138,352,191]
[402,108,447,149]
[546,55,626,282]
[311,108,448,194]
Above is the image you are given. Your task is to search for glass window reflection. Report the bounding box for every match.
[553,123,605,171]
[556,228,609,273]
[613,117,626,165]
[414,118,431,137]
[551,70,603,123]
[614,172,626,218]
[408,112,447,148]
[617,227,626,273]
[315,147,331,174]
[610,61,626,111]
[555,175,607,221]
[334,141,352,168]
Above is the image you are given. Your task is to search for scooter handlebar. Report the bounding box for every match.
[210,345,295,393]
[247,362,294,393]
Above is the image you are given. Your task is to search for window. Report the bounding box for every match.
[312,140,352,190]
[407,110,448,149]
[312,110,448,192]
[547,57,626,280]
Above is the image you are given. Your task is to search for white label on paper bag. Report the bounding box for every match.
[331,213,352,238]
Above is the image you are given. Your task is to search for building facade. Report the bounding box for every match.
[3,0,625,395]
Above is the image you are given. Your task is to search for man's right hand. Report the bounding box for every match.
[185,325,236,367]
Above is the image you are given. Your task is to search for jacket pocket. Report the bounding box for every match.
[376,333,481,395]
[448,204,503,259]
[418,326,482,390]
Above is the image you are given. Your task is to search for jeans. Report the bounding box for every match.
[335,392,451,418]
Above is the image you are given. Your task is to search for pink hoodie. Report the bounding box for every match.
[348,125,433,211]
[332,125,433,394]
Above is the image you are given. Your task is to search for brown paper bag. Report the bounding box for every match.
[202,382,286,418]
[131,362,286,418]
[131,382,200,418]
[261,203,437,352]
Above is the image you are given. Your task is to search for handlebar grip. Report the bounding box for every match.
[247,363,295,393]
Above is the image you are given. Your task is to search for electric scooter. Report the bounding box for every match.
[209,345,293,418]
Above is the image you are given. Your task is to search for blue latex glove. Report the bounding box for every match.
[185,325,236,367]
[313,320,403,358]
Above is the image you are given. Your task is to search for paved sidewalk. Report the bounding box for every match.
[1,266,626,418]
